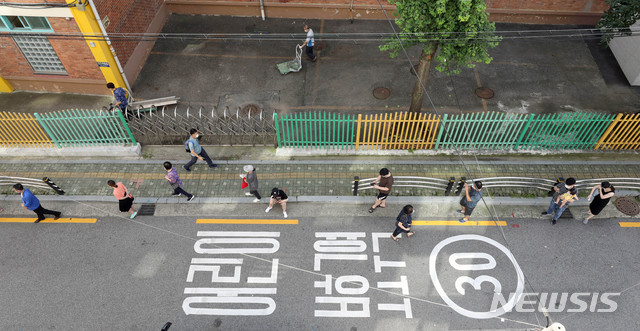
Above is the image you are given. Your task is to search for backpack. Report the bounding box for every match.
[185,139,191,153]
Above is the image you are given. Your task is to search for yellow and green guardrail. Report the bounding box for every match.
[275,111,640,151]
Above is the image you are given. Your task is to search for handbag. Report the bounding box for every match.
[241,177,249,189]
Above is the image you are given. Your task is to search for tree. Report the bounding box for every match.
[596,0,640,47]
[380,0,499,113]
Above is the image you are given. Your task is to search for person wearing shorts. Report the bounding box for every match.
[108,180,137,219]
[265,187,288,218]
[369,168,394,213]
[458,181,482,223]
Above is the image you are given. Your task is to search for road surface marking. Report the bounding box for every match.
[619,222,640,227]
[413,220,507,226]
[0,217,97,223]
[197,219,298,225]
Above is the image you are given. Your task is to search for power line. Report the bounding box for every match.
[0,28,636,43]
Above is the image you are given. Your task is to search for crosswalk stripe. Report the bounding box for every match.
[197,219,298,225]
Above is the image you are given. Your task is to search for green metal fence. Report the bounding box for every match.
[435,112,615,150]
[34,109,136,148]
[275,112,356,148]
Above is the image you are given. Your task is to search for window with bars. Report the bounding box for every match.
[13,36,67,74]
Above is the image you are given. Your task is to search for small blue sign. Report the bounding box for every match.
[97,62,110,67]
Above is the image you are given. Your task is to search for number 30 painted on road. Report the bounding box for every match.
[429,235,525,319]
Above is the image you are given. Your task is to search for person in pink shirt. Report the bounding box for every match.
[107,180,137,219]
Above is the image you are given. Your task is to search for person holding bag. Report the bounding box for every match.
[240,165,261,203]
[107,180,138,219]
[164,161,195,202]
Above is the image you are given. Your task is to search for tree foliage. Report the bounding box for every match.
[380,0,500,75]
[596,0,640,47]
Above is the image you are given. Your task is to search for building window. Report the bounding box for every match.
[0,16,53,32]
[13,35,67,74]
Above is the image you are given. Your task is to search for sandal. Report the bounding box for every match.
[407,231,415,237]
[368,207,376,213]
[391,235,399,242]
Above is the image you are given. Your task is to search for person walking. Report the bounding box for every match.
[184,128,217,172]
[391,205,415,242]
[584,181,615,224]
[301,25,317,62]
[369,168,394,213]
[265,187,288,218]
[240,165,261,203]
[164,161,195,201]
[107,180,138,219]
[106,82,128,112]
[543,177,577,225]
[458,181,483,223]
[12,183,61,223]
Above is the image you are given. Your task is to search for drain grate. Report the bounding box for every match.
[475,87,495,99]
[138,204,156,216]
[373,87,390,100]
[615,197,640,216]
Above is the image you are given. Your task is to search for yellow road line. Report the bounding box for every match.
[197,219,298,225]
[619,222,640,228]
[0,218,97,224]
[413,220,507,226]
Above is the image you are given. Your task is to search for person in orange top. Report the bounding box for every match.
[107,180,137,219]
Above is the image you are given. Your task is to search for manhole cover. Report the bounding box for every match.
[138,204,156,216]
[475,87,494,99]
[615,197,640,216]
[373,87,390,100]
[241,104,260,116]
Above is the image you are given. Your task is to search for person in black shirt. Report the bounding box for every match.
[265,187,289,218]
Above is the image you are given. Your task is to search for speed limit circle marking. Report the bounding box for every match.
[429,234,525,319]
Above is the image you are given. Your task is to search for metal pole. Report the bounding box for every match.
[353,176,359,196]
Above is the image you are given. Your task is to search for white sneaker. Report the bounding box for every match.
[253,198,261,203]
[245,192,253,196]
[283,211,288,218]
[265,207,272,213]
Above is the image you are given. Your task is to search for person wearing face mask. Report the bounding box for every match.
[542,177,577,225]
[184,128,217,172]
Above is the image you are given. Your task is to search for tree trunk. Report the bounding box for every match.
[409,44,438,113]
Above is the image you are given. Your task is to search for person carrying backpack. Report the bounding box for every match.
[183,128,217,172]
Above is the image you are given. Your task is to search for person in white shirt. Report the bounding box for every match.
[302,25,317,62]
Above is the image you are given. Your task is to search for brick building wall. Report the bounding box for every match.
[93,0,165,66]
[166,0,609,24]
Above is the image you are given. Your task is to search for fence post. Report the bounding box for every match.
[274,113,281,147]
[353,176,359,196]
[444,177,455,196]
[114,110,137,145]
[33,113,61,148]
[42,177,65,195]
[514,113,535,150]
[454,177,466,195]
[435,114,447,150]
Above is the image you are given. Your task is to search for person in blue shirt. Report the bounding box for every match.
[458,181,483,223]
[184,128,217,172]
[302,25,317,62]
[13,183,61,223]
[106,82,128,112]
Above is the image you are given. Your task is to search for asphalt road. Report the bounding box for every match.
[0,202,637,330]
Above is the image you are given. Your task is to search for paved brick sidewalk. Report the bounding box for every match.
[1,159,639,199]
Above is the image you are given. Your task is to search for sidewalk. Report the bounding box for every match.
[1,146,639,201]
